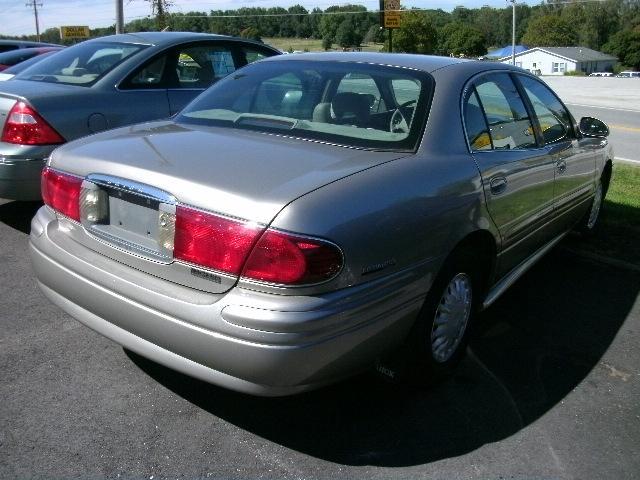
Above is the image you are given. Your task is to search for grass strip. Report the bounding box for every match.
[574,163,640,266]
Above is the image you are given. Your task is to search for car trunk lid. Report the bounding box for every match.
[48,120,409,294]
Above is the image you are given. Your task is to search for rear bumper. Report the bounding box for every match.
[0,155,46,200]
[30,207,432,396]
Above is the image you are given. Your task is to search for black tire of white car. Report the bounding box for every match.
[376,252,480,387]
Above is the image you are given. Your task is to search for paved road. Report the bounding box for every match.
[542,76,640,165]
[1,199,639,479]
[568,104,640,165]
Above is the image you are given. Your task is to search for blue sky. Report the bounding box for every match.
[3,0,540,37]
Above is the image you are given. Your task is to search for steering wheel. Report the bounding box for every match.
[389,100,417,134]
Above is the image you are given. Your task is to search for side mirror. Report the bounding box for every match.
[579,117,609,138]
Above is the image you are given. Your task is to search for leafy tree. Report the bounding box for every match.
[364,24,384,44]
[393,11,437,54]
[335,17,363,48]
[322,35,333,51]
[603,24,640,70]
[521,14,578,47]
[439,22,486,56]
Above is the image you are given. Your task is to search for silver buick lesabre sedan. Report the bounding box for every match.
[30,53,613,396]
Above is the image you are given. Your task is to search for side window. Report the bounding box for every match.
[464,89,492,151]
[242,47,271,65]
[518,75,575,145]
[391,78,420,107]
[253,72,303,117]
[126,56,166,87]
[474,73,537,150]
[176,45,236,89]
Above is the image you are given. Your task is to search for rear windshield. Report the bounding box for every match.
[15,41,146,86]
[177,60,432,151]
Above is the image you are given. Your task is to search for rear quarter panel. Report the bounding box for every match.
[265,63,501,295]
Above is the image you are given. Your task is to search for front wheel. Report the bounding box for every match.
[578,179,604,234]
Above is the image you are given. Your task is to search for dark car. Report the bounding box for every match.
[0,50,60,81]
[0,39,62,53]
[0,47,64,71]
[30,53,613,396]
[0,32,279,200]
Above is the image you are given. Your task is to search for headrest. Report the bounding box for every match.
[330,92,370,124]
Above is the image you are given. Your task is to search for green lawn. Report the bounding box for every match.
[263,37,383,53]
[574,163,640,266]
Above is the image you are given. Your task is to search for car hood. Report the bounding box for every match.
[50,121,410,223]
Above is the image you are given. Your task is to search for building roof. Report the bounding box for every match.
[499,46,617,62]
[486,45,529,58]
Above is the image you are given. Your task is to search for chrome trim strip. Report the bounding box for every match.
[86,173,177,204]
[482,232,567,310]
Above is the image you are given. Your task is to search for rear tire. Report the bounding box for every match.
[376,252,481,386]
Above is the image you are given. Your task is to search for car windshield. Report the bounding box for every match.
[15,41,147,86]
[177,60,432,151]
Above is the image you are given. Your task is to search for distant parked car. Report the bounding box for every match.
[0,32,279,200]
[0,39,62,53]
[0,50,61,81]
[616,71,640,78]
[0,47,63,71]
[30,53,613,396]
[588,72,613,77]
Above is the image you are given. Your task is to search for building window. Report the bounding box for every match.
[552,62,566,73]
[532,62,537,68]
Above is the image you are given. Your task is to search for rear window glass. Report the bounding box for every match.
[15,41,146,86]
[177,60,432,151]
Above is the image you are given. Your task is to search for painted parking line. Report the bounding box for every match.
[610,124,640,133]
[566,103,640,114]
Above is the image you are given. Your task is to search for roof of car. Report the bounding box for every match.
[94,31,261,47]
[259,52,519,74]
[0,39,63,48]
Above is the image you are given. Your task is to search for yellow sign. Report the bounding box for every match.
[383,0,401,29]
[60,26,90,40]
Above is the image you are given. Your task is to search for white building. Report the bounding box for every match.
[499,47,617,75]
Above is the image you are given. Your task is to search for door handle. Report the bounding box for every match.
[489,176,508,195]
[556,159,567,174]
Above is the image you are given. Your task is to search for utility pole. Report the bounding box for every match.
[26,0,42,42]
[508,0,516,66]
[116,0,124,34]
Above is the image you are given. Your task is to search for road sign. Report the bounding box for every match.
[382,0,401,29]
[59,26,90,40]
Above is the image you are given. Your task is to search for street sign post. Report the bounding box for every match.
[379,0,401,52]
[383,0,401,28]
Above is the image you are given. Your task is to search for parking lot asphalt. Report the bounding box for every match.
[1,199,639,479]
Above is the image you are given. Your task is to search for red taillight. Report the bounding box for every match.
[173,205,342,285]
[242,230,343,285]
[1,101,64,145]
[41,167,82,221]
[174,206,264,275]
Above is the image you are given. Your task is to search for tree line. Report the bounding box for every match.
[3,0,639,68]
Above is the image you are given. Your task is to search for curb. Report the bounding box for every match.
[560,246,640,273]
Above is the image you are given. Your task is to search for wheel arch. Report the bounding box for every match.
[445,229,498,303]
